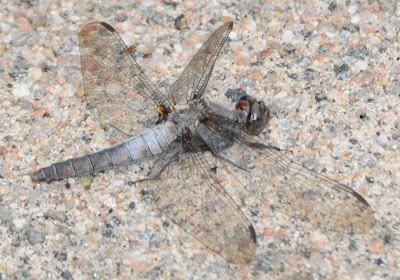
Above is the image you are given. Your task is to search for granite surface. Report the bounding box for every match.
[1,0,399,279]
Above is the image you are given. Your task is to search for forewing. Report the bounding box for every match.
[146,136,256,264]
[169,22,233,104]
[79,22,173,140]
[197,117,375,234]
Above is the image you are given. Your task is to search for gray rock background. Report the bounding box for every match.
[1,0,399,279]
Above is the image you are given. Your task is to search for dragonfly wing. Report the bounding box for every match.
[196,116,375,235]
[169,22,233,104]
[146,134,256,264]
[79,22,173,140]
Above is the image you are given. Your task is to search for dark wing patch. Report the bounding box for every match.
[100,21,116,32]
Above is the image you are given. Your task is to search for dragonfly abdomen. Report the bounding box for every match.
[32,125,178,182]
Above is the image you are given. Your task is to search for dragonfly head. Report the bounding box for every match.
[235,95,270,135]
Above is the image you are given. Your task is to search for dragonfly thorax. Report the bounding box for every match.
[168,99,206,134]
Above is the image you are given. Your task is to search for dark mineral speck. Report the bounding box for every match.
[304,31,314,40]
[225,88,246,101]
[164,0,178,7]
[334,63,349,79]
[237,75,256,87]
[328,1,337,12]
[163,220,170,227]
[106,216,121,228]
[375,258,384,266]
[384,234,392,244]
[59,252,68,261]
[103,229,112,237]
[348,239,358,251]
[317,45,330,53]
[25,229,46,245]
[349,138,358,144]
[314,91,327,102]
[175,14,187,30]
[378,41,388,53]
[143,53,152,59]
[128,201,136,209]
[280,43,296,56]
[140,188,150,196]
[11,238,21,247]
[303,68,319,81]
[61,270,72,279]
[249,207,259,217]
[346,46,370,59]
[342,24,360,33]
[288,73,298,79]
[146,10,175,27]
[10,69,28,80]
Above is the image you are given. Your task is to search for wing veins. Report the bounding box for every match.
[190,28,231,100]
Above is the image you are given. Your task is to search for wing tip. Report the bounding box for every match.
[249,224,257,243]
[352,189,372,208]
[100,22,116,32]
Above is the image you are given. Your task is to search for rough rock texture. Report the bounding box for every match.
[1,0,399,279]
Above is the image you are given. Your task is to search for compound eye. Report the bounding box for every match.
[247,102,270,135]
[235,95,270,135]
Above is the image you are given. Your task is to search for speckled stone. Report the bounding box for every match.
[0,0,399,279]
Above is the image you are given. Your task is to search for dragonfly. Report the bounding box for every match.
[32,21,375,264]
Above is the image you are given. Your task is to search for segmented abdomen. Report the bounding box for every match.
[32,125,177,182]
